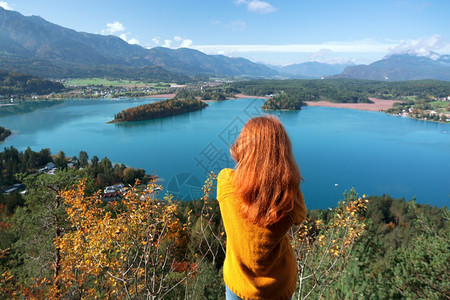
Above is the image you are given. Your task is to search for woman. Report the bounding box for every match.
[217,115,307,300]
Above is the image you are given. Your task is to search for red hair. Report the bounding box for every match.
[230,115,301,227]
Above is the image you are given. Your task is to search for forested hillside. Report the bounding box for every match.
[0,147,447,299]
[0,70,64,96]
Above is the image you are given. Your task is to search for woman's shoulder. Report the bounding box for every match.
[217,168,235,202]
[218,168,234,181]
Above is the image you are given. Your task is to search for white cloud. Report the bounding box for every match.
[103,21,125,35]
[180,39,193,48]
[0,1,12,10]
[128,38,140,45]
[119,33,140,45]
[387,34,449,59]
[247,0,276,13]
[163,40,172,47]
[235,0,276,14]
[101,21,140,45]
[160,36,194,48]
[191,40,396,55]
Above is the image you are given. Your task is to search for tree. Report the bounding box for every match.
[54,150,67,170]
[53,179,200,299]
[23,147,37,171]
[8,170,86,297]
[78,151,89,168]
[37,148,52,167]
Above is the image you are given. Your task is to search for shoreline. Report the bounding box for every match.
[304,98,402,112]
[146,93,404,114]
[145,93,176,99]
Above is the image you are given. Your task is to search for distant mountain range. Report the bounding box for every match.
[329,53,450,81]
[0,7,275,79]
[271,62,354,78]
[1,7,449,81]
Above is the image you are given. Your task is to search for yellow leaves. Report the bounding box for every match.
[52,177,193,298]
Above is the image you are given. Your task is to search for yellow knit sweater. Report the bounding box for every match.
[217,168,307,300]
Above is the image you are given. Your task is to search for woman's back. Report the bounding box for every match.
[218,167,306,300]
[217,115,306,299]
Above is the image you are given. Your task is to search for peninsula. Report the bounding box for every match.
[0,126,11,141]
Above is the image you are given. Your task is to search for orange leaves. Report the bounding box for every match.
[53,178,194,298]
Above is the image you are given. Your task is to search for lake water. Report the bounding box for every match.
[1,98,449,209]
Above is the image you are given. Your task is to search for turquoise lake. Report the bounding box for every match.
[1,98,449,209]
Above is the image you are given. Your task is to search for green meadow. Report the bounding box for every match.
[65,78,171,88]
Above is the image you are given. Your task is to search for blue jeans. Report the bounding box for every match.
[226,285,243,300]
[225,285,293,300]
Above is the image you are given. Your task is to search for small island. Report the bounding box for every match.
[0,126,11,142]
[262,94,303,110]
[109,99,208,123]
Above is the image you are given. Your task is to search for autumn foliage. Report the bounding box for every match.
[111,99,207,123]
[0,173,370,299]
[50,179,194,298]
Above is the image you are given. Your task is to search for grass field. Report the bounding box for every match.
[65,78,171,88]
[429,100,450,112]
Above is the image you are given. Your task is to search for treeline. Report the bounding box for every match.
[111,98,208,123]
[0,70,64,96]
[386,100,450,122]
[0,60,199,84]
[0,147,53,187]
[176,86,239,101]
[0,147,148,190]
[317,192,449,299]
[262,93,303,110]
[230,78,450,103]
[174,87,239,101]
[0,126,11,142]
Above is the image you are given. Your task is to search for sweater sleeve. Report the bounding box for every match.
[217,168,234,203]
[291,189,307,225]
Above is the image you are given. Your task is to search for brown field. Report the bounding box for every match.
[304,98,402,111]
[146,94,402,112]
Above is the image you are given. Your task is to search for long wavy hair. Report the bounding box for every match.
[230,115,302,227]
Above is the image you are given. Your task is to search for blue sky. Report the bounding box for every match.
[1,0,449,65]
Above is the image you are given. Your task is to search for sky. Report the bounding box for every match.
[1,0,450,65]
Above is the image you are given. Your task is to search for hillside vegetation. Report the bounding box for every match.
[0,151,447,298]
[0,70,64,96]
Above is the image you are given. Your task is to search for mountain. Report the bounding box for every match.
[330,53,450,81]
[144,47,276,77]
[0,7,278,79]
[273,62,354,78]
